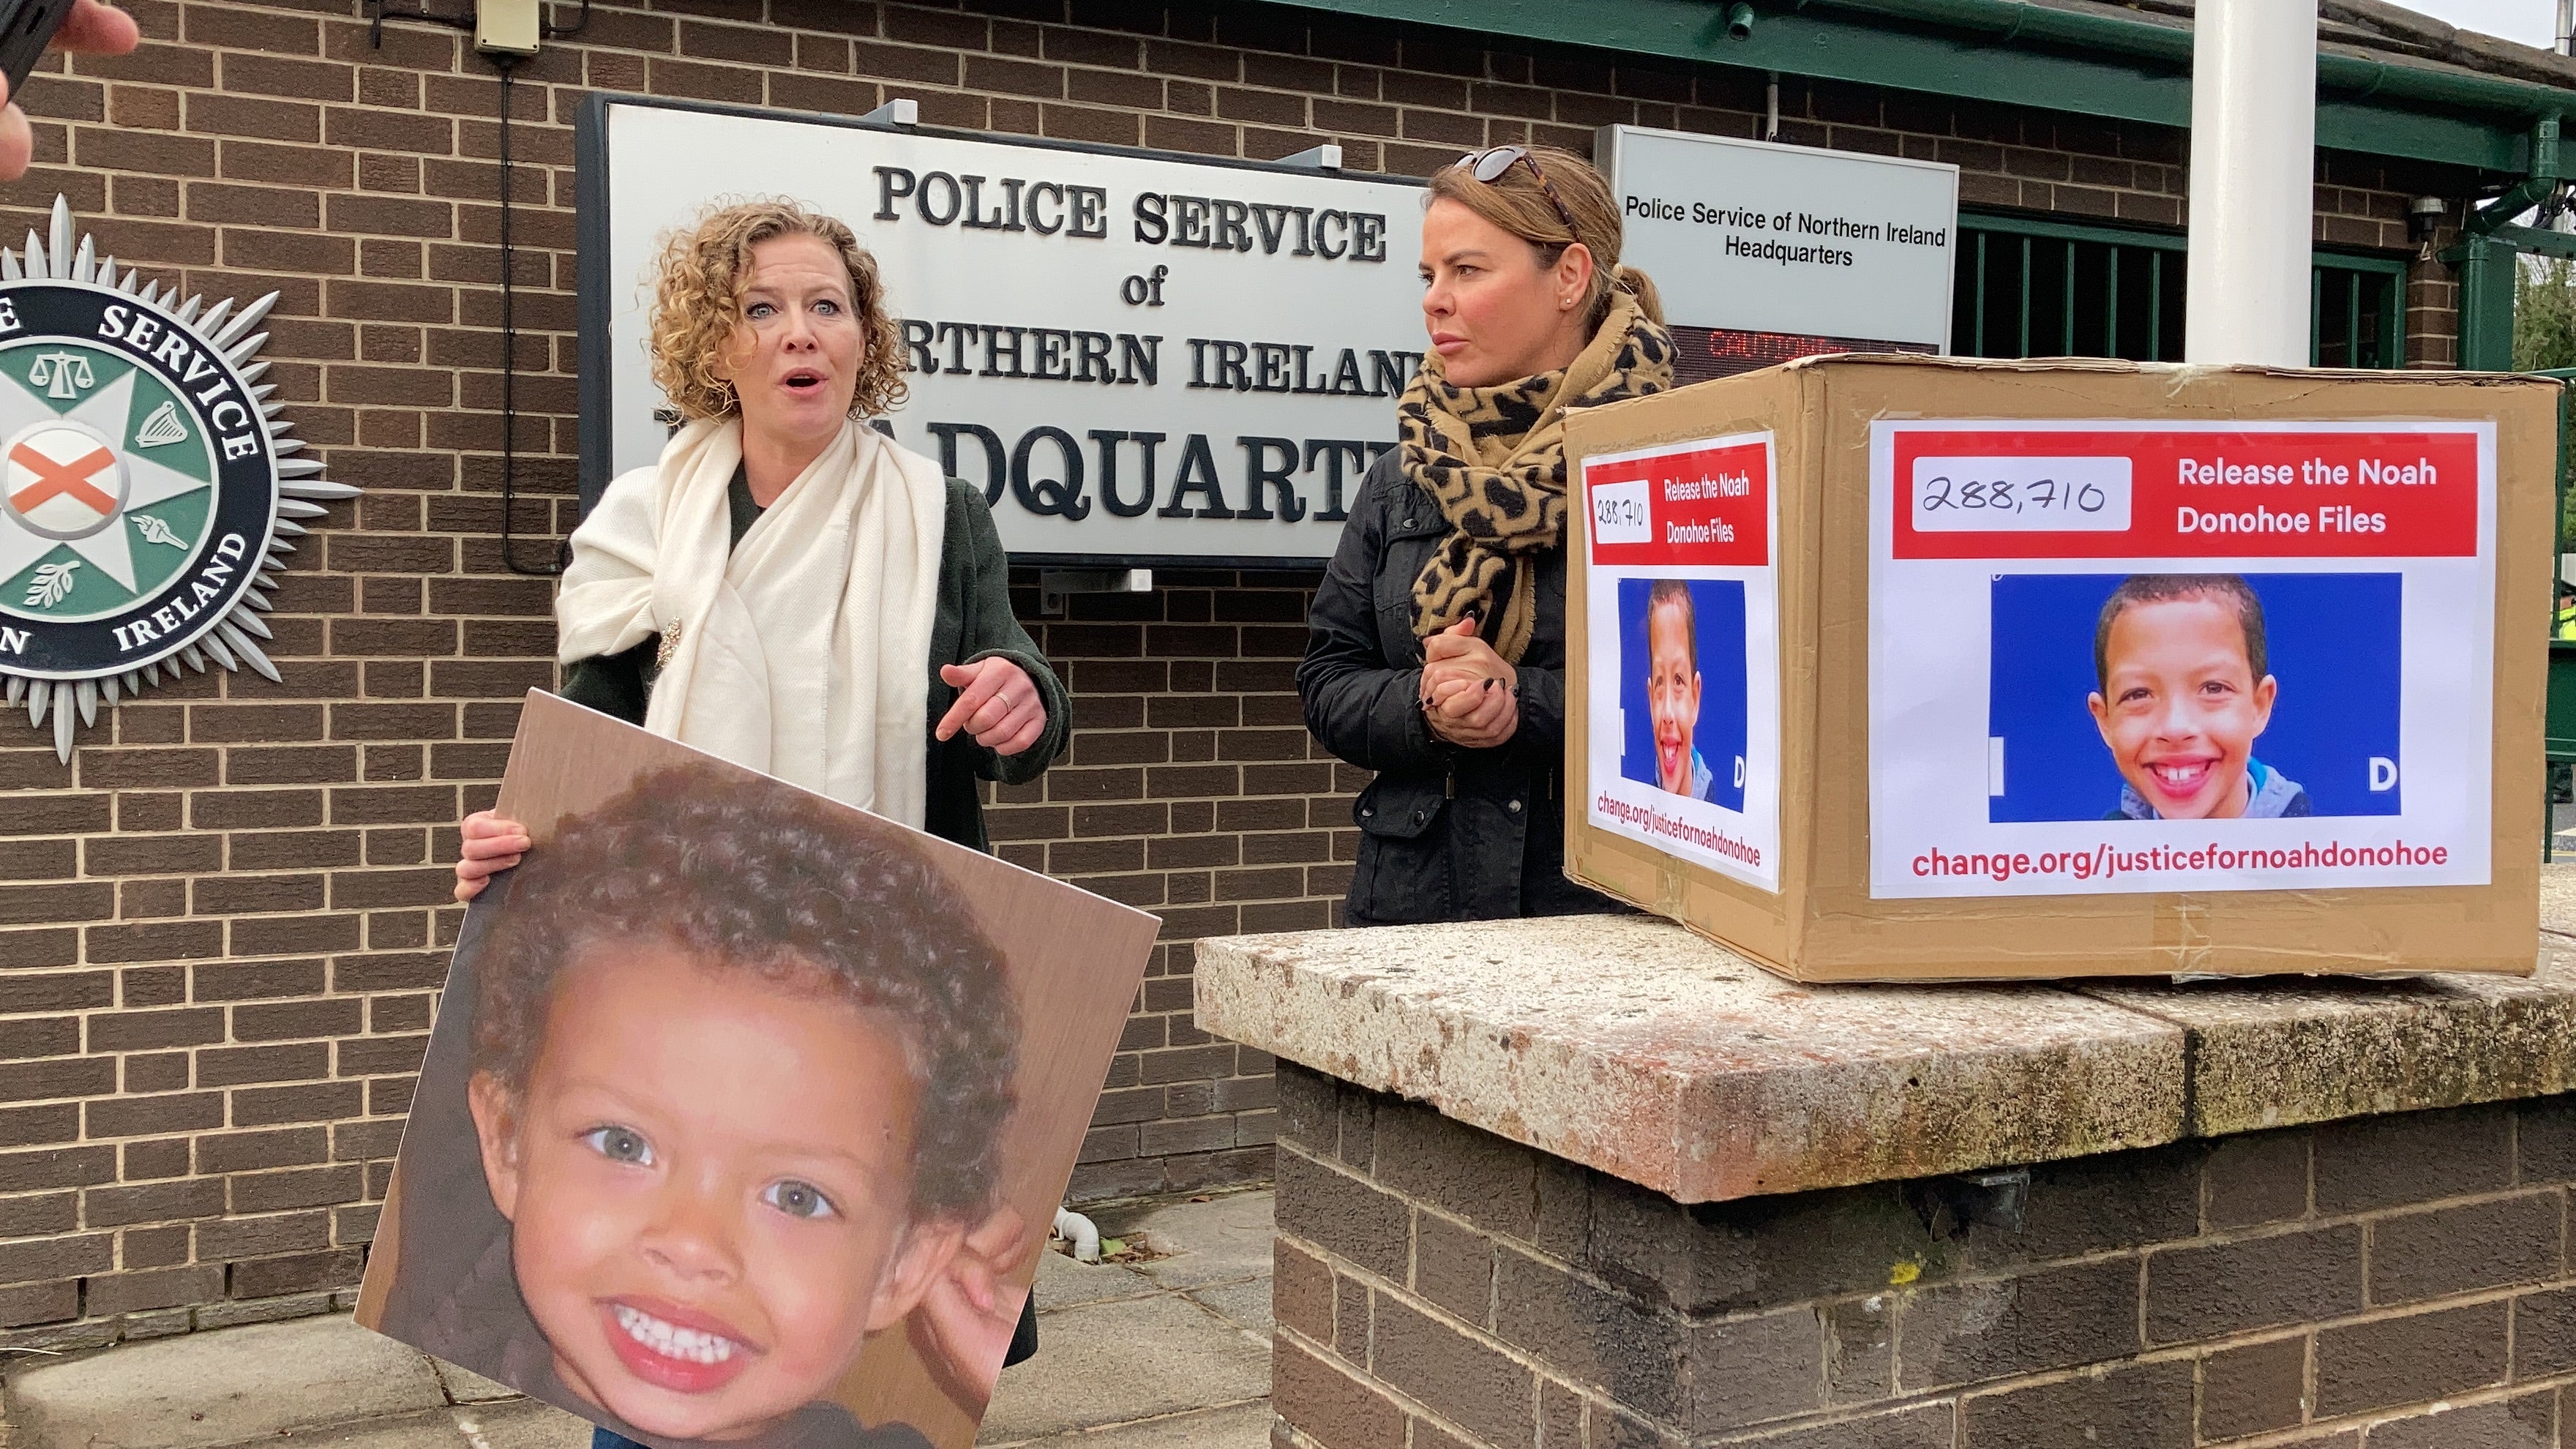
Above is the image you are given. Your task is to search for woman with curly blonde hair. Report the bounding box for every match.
[457,196,1066,863]
[450,199,1067,1442]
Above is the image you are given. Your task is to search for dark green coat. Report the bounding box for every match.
[559,471,1070,853]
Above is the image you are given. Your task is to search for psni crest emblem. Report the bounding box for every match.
[0,198,351,759]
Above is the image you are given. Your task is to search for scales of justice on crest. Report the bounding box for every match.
[0,198,353,760]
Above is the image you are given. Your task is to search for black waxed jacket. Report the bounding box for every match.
[1298,449,1622,926]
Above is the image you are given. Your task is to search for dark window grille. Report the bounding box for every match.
[1951,213,2408,368]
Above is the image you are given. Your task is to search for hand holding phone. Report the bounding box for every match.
[0,0,137,182]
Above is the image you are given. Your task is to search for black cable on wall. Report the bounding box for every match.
[374,1,588,577]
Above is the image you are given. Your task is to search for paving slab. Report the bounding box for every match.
[988,1401,1274,1448]
[431,1359,520,1406]
[449,1399,593,1449]
[1195,914,2187,1202]
[1030,1243,1161,1311]
[1124,1191,1275,1291]
[977,1292,1270,1443]
[1186,1280,1275,1338]
[270,1408,467,1449]
[257,1401,591,1449]
[4,1313,447,1449]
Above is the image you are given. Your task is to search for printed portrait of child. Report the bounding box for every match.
[2088,574,2313,821]
[375,763,1029,1449]
[1645,579,1718,804]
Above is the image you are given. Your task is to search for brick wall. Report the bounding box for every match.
[0,0,2483,1347]
[1272,1063,2576,1448]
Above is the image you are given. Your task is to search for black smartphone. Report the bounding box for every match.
[0,0,74,105]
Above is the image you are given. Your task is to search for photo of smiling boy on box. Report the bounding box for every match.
[1645,580,1719,804]
[380,763,1026,1449]
[2088,574,2313,821]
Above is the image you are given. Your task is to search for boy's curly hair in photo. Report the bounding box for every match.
[468,763,1021,1221]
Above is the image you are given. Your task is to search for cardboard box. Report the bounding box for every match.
[1563,355,2556,981]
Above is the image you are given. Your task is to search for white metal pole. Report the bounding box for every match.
[2183,0,2318,366]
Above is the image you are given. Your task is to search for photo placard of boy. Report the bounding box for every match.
[353,692,1161,1449]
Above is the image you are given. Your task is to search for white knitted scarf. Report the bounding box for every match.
[554,416,947,825]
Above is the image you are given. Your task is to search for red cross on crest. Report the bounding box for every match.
[8,440,115,516]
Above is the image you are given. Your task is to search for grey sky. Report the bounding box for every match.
[2386,0,2557,48]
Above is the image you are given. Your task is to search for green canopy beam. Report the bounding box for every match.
[1255,0,2571,173]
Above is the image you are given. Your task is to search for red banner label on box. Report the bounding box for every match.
[1587,438,1772,569]
[1887,427,2480,561]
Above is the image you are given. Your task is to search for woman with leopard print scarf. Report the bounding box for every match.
[1298,144,1674,926]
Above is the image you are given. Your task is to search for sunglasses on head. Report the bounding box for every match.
[1457,146,1583,245]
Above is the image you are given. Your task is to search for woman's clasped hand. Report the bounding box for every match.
[1418,616,1519,751]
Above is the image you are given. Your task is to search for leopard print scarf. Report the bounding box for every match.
[1400,289,1674,662]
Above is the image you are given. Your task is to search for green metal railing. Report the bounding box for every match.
[1952,212,2409,368]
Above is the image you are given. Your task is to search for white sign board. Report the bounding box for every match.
[1868,419,2495,899]
[1578,432,1783,891]
[577,97,1430,563]
[1598,124,1958,350]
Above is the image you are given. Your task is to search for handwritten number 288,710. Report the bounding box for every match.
[1917,475,2108,516]
[1594,494,1647,531]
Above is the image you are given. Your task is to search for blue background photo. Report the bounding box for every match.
[1617,577,1749,812]
[1986,572,2403,823]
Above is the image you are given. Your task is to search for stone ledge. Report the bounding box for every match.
[1193,868,2576,1204]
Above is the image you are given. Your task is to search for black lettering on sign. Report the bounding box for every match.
[1251,204,1292,254]
[1351,212,1387,261]
[1031,329,1071,381]
[937,321,976,373]
[1158,434,1234,518]
[875,166,916,220]
[1173,195,1210,248]
[1074,332,1113,383]
[980,326,1027,378]
[902,321,1158,386]
[918,172,963,226]
[1027,181,1066,235]
[1068,187,1107,238]
[1120,334,1158,386]
[1303,439,1377,523]
[1128,195,1382,262]
[1179,340,1418,397]
[1214,199,1251,252]
[959,176,1011,231]
[1132,193,1168,244]
[1238,436,1304,522]
[928,422,1008,506]
[1011,425,1090,519]
[1315,209,1348,259]
[1090,430,1161,518]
